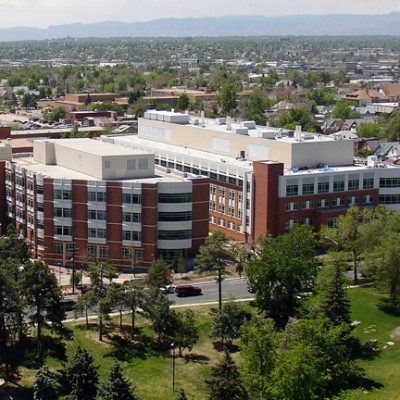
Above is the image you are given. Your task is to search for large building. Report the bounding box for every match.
[1,138,209,270]
[98,110,400,243]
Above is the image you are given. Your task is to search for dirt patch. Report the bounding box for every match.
[390,327,400,340]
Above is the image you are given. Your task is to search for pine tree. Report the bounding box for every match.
[98,362,138,400]
[206,351,248,400]
[66,347,99,400]
[311,254,351,326]
[33,365,60,400]
[175,388,188,400]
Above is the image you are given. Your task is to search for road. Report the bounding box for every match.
[64,277,254,319]
[170,277,254,305]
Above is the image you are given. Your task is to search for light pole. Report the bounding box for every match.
[171,342,176,392]
[324,236,339,251]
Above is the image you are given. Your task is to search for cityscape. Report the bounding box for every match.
[1,7,400,400]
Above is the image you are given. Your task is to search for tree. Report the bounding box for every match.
[175,388,188,400]
[106,283,127,330]
[174,309,199,357]
[123,280,146,340]
[195,231,235,310]
[66,347,99,400]
[175,254,186,278]
[142,290,177,343]
[33,365,60,400]
[87,259,113,341]
[240,316,279,399]
[43,106,67,122]
[216,82,238,115]
[310,253,351,326]
[206,351,248,400]
[383,107,400,141]
[0,224,31,263]
[209,302,248,349]
[332,100,359,120]
[356,122,382,138]
[277,108,315,132]
[247,224,317,327]
[365,231,400,309]
[145,258,171,289]
[244,90,270,125]
[97,362,137,400]
[74,290,97,330]
[21,260,66,365]
[176,93,190,111]
[321,206,372,283]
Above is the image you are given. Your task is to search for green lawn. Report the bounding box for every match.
[344,286,400,399]
[16,289,400,399]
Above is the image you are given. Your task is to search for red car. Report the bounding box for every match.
[175,285,202,297]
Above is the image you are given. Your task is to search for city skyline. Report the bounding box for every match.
[0,0,399,30]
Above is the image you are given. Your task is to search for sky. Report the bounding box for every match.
[1,0,400,29]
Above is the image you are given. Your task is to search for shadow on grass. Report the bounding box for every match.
[104,332,155,362]
[377,298,400,317]
[75,322,99,331]
[212,340,240,353]
[346,373,384,393]
[184,353,210,365]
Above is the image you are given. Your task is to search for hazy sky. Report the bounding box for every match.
[1,0,400,29]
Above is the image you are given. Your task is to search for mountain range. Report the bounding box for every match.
[1,13,400,41]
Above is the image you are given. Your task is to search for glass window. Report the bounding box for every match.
[88,191,106,202]
[122,193,142,204]
[158,230,192,240]
[333,180,345,192]
[363,178,374,189]
[158,212,191,221]
[127,159,136,170]
[53,242,63,254]
[122,230,142,241]
[318,181,329,194]
[158,193,192,203]
[138,158,148,170]
[348,179,359,191]
[302,183,314,195]
[286,184,298,196]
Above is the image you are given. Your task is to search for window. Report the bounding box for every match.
[27,180,34,191]
[302,217,314,226]
[54,208,72,218]
[138,158,148,170]
[347,196,359,205]
[327,218,336,228]
[379,178,400,188]
[54,189,72,200]
[302,183,314,195]
[228,221,236,230]
[158,193,192,203]
[285,202,298,211]
[286,184,298,196]
[229,190,235,201]
[158,212,191,221]
[209,201,216,211]
[219,174,227,183]
[123,193,142,204]
[301,200,314,210]
[127,159,135,170]
[362,195,374,204]
[228,206,235,217]
[318,181,329,194]
[122,230,142,241]
[363,177,374,189]
[36,185,44,195]
[88,209,107,220]
[317,199,329,208]
[88,228,106,239]
[218,203,225,214]
[104,160,111,169]
[37,219,44,229]
[218,218,226,227]
[158,230,191,240]
[379,194,400,204]
[285,218,297,230]
[123,212,142,222]
[348,179,360,191]
[99,246,108,258]
[333,180,345,192]
[333,198,345,207]
[87,245,97,257]
[36,202,44,212]
[246,199,251,210]
[16,176,25,187]
[54,225,72,236]
[54,242,63,254]
[88,191,106,202]
[229,176,236,185]
[210,172,218,180]
[219,188,225,198]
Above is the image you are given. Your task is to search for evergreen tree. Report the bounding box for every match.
[33,365,60,400]
[175,389,188,400]
[66,347,99,400]
[206,351,248,400]
[175,309,199,357]
[97,362,137,400]
[311,253,351,326]
[145,258,171,289]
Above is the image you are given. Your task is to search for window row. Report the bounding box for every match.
[286,178,374,196]
[286,195,373,211]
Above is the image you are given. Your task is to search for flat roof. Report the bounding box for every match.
[50,138,150,157]
[11,154,186,184]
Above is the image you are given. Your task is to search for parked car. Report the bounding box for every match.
[175,285,202,297]
[159,284,176,294]
[61,297,77,311]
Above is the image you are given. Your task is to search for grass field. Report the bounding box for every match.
[344,286,400,399]
[12,287,400,399]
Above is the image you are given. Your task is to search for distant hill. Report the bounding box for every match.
[1,13,400,41]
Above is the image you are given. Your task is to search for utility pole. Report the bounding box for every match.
[71,235,76,294]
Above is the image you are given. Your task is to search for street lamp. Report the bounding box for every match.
[171,342,176,392]
[324,236,339,251]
